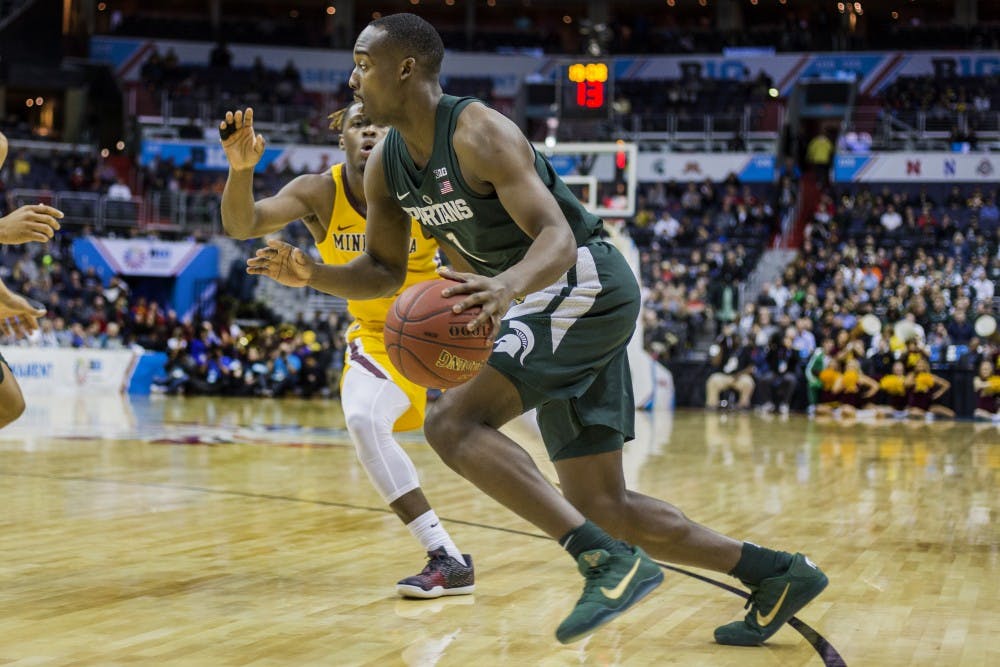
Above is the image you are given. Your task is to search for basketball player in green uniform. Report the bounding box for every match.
[247,13,827,645]
[0,130,63,429]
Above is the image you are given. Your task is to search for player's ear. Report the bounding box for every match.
[339,135,345,150]
[399,57,415,81]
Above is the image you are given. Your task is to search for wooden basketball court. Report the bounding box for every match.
[1,393,997,665]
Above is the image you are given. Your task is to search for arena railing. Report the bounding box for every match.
[8,188,220,234]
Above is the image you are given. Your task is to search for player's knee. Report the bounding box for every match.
[422,403,465,460]
[343,407,388,443]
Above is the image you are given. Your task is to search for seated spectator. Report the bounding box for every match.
[705,326,755,409]
[757,331,799,415]
[972,360,1000,422]
[107,177,133,201]
[804,337,833,416]
[880,204,903,233]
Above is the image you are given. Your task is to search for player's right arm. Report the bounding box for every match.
[246,142,411,299]
[0,277,45,339]
[0,130,63,245]
[220,108,327,241]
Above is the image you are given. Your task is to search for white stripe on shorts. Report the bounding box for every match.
[503,245,602,354]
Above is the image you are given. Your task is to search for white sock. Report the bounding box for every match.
[406,510,465,565]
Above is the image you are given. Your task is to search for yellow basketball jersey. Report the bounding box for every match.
[315,164,439,336]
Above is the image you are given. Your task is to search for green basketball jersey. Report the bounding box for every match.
[381,95,603,277]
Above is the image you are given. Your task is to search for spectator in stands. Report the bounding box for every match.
[705,324,755,409]
[107,177,133,201]
[757,331,799,415]
[209,41,233,69]
[805,128,834,188]
[880,204,903,233]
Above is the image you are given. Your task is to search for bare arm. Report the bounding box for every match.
[223,171,331,241]
[932,374,950,400]
[219,107,332,241]
[454,104,577,297]
[245,142,410,299]
[440,104,577,330]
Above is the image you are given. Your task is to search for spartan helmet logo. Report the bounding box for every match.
[582,552,603,568]
[492,321,534,366]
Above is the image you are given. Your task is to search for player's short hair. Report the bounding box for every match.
[328,100,361,132]
[369,13,444,75]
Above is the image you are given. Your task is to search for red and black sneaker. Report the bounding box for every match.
[396,548,475,599]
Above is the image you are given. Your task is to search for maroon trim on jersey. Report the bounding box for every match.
[349,340,387,379]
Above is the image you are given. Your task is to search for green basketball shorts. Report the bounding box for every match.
[488,240,640,461]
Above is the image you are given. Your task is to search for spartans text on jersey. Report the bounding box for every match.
[401,199,474,227]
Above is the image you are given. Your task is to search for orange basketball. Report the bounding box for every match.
[384,279,494,389]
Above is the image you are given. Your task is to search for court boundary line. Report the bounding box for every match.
[0,469,845,665]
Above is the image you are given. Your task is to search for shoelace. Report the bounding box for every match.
[419,552,450,574]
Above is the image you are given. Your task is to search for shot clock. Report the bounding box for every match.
[559,61,613,120]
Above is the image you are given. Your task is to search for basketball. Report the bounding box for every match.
[384,279,495,389]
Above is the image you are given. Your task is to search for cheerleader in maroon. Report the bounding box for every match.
[972,360,1000,421]
[906,357,955,420]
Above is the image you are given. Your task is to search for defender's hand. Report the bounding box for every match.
[0,204,63,244]
[220,107,266,171]
[438,266,513,333]
[246,238,315,288]
[0,285,45,339]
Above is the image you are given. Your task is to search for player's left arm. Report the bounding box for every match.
[247,142,410,298]
[440,104,577,329]
[932,374,950,400]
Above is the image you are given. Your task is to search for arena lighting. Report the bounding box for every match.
[699,0,707,6]
[97,1,106,10]
[326,6,335,15]
[667,0,675,6]
[25,99,33,107]
[563,15,572,24]
[891,11,899,19]
[768,87,779,97]
[35,97,43,105]
[116,141,125,150]
[100,148,109,158]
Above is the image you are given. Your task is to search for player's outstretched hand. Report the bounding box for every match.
[246,238,315,288]
[219,107,266,171]
[0,282,45,339]
[438,266,513,333]
[0,203,63,245]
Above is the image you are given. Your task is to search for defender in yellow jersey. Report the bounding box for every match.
[316,161,439,431]
[219,103,474,598]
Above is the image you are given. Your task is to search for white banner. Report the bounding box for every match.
[834,152,998,182]
[4,347,138,395]
[88,239,202,277]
